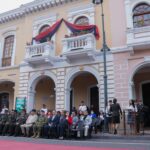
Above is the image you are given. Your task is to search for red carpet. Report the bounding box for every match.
[0,140,130,150]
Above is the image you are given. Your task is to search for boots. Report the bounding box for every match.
[31,133,37,138]
[35,132,40,138]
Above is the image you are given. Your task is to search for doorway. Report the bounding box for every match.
[142,82,150,127]
[0,93,9,111]
[90,86,99,114]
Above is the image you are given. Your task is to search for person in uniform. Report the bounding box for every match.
[0,110,8,134]
[14,109,27,136]
[31,110,47,138]
[2,109,16,136]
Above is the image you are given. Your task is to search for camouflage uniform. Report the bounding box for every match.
[14,113,28,136]
[0,114,8,134]
[32,115,47,138]
[2,113,16,135]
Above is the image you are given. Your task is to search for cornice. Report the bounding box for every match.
[0,0,79,24]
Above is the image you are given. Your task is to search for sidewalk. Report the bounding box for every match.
[92,132,150,141]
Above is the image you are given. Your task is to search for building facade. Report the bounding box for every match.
[0,0,149,114]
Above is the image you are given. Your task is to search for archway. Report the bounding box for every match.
[131,63,150,127]
[27,71,57,112]
[65,66,100,113]
[0,81,15,111]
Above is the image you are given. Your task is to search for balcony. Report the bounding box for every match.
[127,26,150,50]
[24,42,55,66]
[62,33,97,63]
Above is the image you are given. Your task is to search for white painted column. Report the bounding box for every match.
[129,81,135,100]
[27,90,36,113]
[64,88,71,111]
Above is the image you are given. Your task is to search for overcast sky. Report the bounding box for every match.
[0,0,34,14]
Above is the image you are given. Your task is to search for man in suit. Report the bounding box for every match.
[57,110,67,140]
[44,110,60,138]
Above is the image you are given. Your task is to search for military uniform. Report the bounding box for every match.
[2,112,16,136]
[14,113,28,136]
[32,115,47,138]
[0,114,8,134]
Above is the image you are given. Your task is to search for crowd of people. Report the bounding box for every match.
[0,98,148,139]
[0,102,104,140]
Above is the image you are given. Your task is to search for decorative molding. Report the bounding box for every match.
[67,3,95,24]
[0,0,79,24]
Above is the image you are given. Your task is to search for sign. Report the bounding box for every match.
[15,97,26,112]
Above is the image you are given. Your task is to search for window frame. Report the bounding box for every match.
[74,16,90,26]
[0,29,16,68]
[2,35,15,67]
[133,3,150,28]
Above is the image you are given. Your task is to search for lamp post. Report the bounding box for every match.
[92,0,109,131]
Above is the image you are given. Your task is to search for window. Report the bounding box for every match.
[133,3,150,28]
[39,25,50,33]
[74,16,89,25]
[2,35,14,67]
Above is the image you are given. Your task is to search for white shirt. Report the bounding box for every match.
[79,105,87,112]
[1,108,8,114]
[127,105,137,112]
[26,114,38,124]
[40,108,48,114]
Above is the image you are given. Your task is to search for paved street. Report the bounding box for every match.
[0,136,149,150]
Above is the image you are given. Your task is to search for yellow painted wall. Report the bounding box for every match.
[71,73,97,108]
[0,82,14,110]
[35,77,55,111]
[0,0,112,109]
[0,0,112,65]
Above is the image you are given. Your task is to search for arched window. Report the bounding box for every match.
[39,25,50,33]
[74,16,89,25]
[133,3,150,28]
[2,35,14,67]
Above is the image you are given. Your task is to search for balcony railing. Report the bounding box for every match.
[127,26,150,49]
[25,42,55,59]
[62,33,96,53]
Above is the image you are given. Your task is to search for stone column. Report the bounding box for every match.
[55,68,65,111]
[129,81,135,100]
[64,88,72,111]
[27,90,36,113]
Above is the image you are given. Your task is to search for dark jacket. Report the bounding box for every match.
[48,115,60,126]
[110,103,122,117]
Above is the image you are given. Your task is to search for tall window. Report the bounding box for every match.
[39,25,50,33]
[74,16,89,25]
[133,3,150,28]
[2,35,14,67]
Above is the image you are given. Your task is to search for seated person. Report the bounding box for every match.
[21,109,38,137]
[57,110,68,140]
[83,110,92,137]
[71,111,79,129]
[44,110,60,138]
[0,110,8,134]
[14,109,27,136]
[2,110,16,136]
[32,110,47,138]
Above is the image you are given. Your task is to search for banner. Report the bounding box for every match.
[33,18,100,42]
[15,97,26,112]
